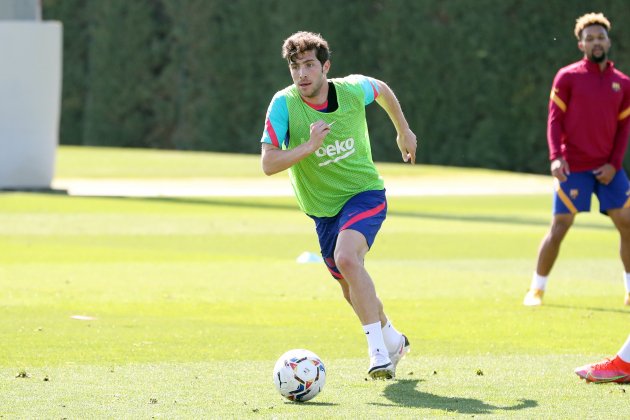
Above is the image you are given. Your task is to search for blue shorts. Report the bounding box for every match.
[553,170,630,215]
[308,189,387,280]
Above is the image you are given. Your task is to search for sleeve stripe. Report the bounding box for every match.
[265,118,280,148]
[370,80,379,100]
[618,106,630,121]
[550,89,567,112]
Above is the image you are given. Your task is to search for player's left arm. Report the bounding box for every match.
[373,79,418,164]
[598,81,630,184]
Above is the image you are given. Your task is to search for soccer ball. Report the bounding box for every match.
[272,349,326,402]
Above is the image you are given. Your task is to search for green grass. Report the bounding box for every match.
[1,146,629,418]
[54,145,546,181]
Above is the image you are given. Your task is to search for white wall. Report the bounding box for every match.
[0,21,62,189]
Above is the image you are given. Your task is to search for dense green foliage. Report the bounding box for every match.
[43,0,630,173]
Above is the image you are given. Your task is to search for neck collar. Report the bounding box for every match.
[582,57,613,73]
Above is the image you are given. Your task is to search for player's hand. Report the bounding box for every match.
[593,163,616,185]
[307,120,332,153]
[397,128,417,164]
[550,158,570,182]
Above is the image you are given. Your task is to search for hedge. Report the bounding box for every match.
[43,0,630,173]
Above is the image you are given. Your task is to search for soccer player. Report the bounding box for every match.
[260,31,417,379]
[575,334,630,383]
[524,13,630,307]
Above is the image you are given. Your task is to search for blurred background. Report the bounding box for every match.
[41,0,630,174]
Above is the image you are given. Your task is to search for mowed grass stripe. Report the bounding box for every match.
[1,147,628,418]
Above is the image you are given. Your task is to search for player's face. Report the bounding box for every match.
[289,50,330,100]
[579,25,610,63]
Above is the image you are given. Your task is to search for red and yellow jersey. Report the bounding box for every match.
[548,58,630,171]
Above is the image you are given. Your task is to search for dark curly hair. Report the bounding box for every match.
[282,31,331,65]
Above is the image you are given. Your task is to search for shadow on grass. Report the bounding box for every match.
[9,191,614,230]
[390,209,612,230]
[544,303,630,314]
[374,379,537,414]
[133,197,612,230]
[75,195,302,212]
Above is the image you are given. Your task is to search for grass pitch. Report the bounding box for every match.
[1,147,628,418]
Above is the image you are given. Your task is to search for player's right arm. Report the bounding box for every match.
[262,121,331,176]
[260,92,331,175]
[547,70,571,181]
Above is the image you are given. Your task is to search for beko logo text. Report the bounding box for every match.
[316,138,355,166]
[315,138,354,158]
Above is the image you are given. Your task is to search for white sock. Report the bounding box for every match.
[624,273,630,294]
[617,334,630,363]
[381,319,403,354]
[362,321,389,361]
[530,273,548,291]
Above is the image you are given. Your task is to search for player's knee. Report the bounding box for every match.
[615,216,630,237]
[609,209,630,236]
[333,250,360,274]
[550,217,573,239]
